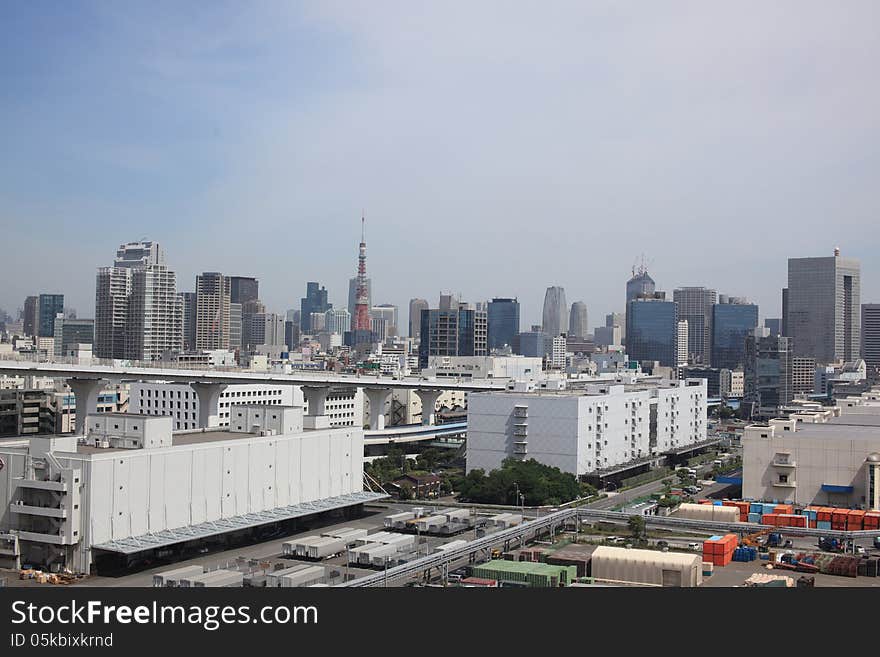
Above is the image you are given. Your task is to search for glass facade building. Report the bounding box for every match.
[300,282,331,333]
[626,298,678,367]
[487,297,520,350]
[38,293,64,338]
[712,302,758,369]
[418,308,487,368]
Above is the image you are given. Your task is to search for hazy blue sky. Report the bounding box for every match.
[2,2,879,329]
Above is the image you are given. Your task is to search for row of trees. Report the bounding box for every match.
[454,458,595,506]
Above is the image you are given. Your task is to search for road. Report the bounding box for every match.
[586,470,734,511]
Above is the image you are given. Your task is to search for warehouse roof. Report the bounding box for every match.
[92,491,387,554]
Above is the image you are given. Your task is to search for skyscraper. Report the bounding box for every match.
[300,282,331,333]
[37,294,64,338]
[744,334,793,416]
[95,241,179,360]
[673,287,717,365]
[195,272,231,350]
[862,304,880,375]
[229,276,259,306]
[408,298,428,339]
[568,301,588,339]
[711,298,759,370]
[764,318,782,337]
[22,296,39,336]
[371,304,398,336]
[179,292,197,351]
[787,249,860,363]
[126,265,183,360]
[626,293,678,367]
[626,266,655,304]
[418,305,488,368]
[53,317,94,357]
[487,297,520,350]
[541,286,568,337]
[325,308,352,335]
[676,321,689,367]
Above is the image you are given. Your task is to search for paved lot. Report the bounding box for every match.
[700,558,880,588]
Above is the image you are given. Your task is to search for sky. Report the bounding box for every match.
[2,1,879,330]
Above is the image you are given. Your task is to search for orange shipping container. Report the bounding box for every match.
[864,512,880,529]
[761,514,779,526]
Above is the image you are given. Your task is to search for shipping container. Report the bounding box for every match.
[322,527,369,543]
[306,536,347,559]
[470,560,576,587]
[279,566,325,587]
[673,503,739,523]
[266,564,310,587]
[433,539,469,554]
[294,535,326,557]
[846,509,866,531]
[152,565,205,587]
[591,546,702,587]
[384,512,415,528]
[181,570,243,588]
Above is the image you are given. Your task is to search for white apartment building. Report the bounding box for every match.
[467,378,707,476]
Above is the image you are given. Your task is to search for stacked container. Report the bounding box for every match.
[847,509,866,530]
[702,534,737,566]
[763,513,808,528]
[831,509,850,530]
[733,546,758,562]
[864,511,880,530]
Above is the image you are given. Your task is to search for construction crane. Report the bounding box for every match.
[741,529,771,547]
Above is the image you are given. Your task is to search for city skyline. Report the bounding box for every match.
[3,4,880,326]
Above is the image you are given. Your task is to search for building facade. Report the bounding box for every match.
[37,294,64,338]
[408,298,428,340]
[673,287,716,365]
[744,334,793,417]
[487,297,520,351]
[787,250,861,363]
[541,286,568,337]
[711,300,758,370]
[862,303,880,376]
[195,272,231,351]
[466,379,707,476]
[53,317,94,357]
[568,301,589,339]
[627,296,678,367]
[300,282,331,333]
[418,306,488,368]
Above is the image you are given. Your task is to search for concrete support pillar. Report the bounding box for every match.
[67,378,105,436]
[190,382,228,429]
[416,389,443,426]
[302,385,330,416]
[364,388,391,431]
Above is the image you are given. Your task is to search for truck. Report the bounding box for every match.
[818,537,845,553]
[766,533,783,548]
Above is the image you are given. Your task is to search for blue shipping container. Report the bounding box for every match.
[713,501,723,506]
[749,502,762,513]
[817,521,831,530]
[748,513,762,523]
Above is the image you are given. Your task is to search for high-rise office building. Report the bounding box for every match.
[418,306,488,368]
[862,304,880,375]
[568,301,588,339]
[626,293,678,367]
[179,292,197,351]
[786,249,860,363]
[541,286,568,337]
[95,241,180,360]
[487,297,520,350]
[764,318,782,337]
[22,296,39,336]
[673,287,716,365]
[711,298,759,370]
[229,276,259,306]
[246,313,286,348]
[195,272,231,351]
[371,304,398,336]
[325,308,352,335]
[37,294,64,338]
[284,321,300,351]
[408,298,429,340]
[239,299,265,350]
[744,334,793,416]
[626,267,655,304]
[229,303,242,350]
[300,282,331,333]
[53,317,94,357]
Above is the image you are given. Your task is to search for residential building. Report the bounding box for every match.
[487,297,520,350]
[195,272,231,351]
[786,249,860,363]
[673,287,716,365]
[711,298,758,369]
[466,378,707,476]
[549,335,567,369]
[568,301,589,339]
[541,286,568,337]
[676,321,689,368]
[792,356,817,398]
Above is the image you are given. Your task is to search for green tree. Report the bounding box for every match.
[627,515,647,543]
[398,482,413,501]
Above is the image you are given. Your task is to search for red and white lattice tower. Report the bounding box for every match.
[353,215,371,332]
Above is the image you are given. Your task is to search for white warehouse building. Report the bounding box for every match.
[0,404,377,574]
[130,382,362,430]
[466,378,707,477]
[742,390,880,509]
